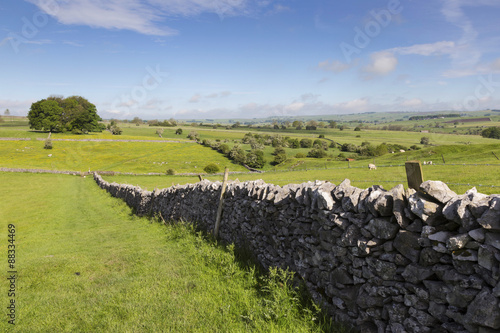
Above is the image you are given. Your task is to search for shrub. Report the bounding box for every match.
[246,150,265,168]
[300,138,312,148]
[354,126,361,131]
[175,128,183,135]
[481,127,500,139]
[273,147,286,156]
[318,134,325,138]
[307,148,327,158]
[111,126,122,135]
[295,152,306,158]
[44,139,53,149]
[420,136,430,145]
[273,153,287,165]
[219,144,230,155]
[288,138,300,148]
[203,164,220,174]
[166,168,175,175]
[187,131,199,140]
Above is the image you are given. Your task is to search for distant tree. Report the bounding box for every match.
[329,121,337,129]
[273,153,287,165]
[420,136,430,145]
[4,109,10,116]
[204,164,220,174]
[229,145,246,164]
[28,100,64,132]
[131,117,142,126]
[300,138,313,148]
[219,144,230,155]
[156,128,164,138]
[354,126,361,131]
[288,138,300,148]
[28,96,101,133]
[307,148,327,158]
[175,128,183,135]
[246,150,265,168]
[481,127,500,139]
[187,131,199,140]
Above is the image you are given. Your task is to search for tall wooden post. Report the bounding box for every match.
[213,167,229,239]
[405,161,424,191]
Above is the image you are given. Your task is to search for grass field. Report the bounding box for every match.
[0,139,247,174]
[0,173,349,332]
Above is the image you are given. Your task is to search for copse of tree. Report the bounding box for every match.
[28,95,101,133]
[481,127,500,139]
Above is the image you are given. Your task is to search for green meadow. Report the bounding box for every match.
[1,114,499,331]
[0,173,348,332]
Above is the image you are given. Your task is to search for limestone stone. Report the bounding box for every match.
[469,228,486,242]
[409,192,445,226]
[478,197,500,231]
[394,230,421,262]
[365,218,399,240]
[420,180,457,204]
[465,288,500,329]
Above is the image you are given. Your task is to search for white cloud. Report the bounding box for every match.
[284,102,304,112]
[318,59,353,73]
[362,51,398,78]
[25,0,273,36]
[391,41,456,56]
[334,98,369,112]
[399,98,423,107]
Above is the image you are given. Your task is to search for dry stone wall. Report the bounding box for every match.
[93,173,500,333]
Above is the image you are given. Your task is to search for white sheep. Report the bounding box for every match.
[368,163,376,170]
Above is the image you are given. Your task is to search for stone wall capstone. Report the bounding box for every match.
[93,172,500,333]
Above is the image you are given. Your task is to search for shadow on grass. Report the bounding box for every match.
[151,213,357,333]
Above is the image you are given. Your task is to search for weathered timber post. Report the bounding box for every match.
[441,154,446,164]
[405,161,424,191]
[213,167,229,239]
[492,152,499,160]
[198,174,203,181]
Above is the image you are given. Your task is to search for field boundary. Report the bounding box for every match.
[0,137,193,143]
[93,173,500,332]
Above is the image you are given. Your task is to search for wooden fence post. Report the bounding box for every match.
[198,174,203,181]
[405,161,424,191]
[492,152,499,160]
[213,167,229,239]
[441,154,446,164]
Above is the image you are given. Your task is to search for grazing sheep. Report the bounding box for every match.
[368,163,376,170]
[48,154,52,157]
[399,149,405,153]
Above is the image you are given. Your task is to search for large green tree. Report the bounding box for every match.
[28,95,101,133]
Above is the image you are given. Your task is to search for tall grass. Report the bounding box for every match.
[0,173,351,332]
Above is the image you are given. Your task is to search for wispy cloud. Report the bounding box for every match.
[25,0,275,36]
[318,59,354,73]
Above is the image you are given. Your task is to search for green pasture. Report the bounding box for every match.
[0,172,347,332]
[104,161,500,195]
[0,140,247,174]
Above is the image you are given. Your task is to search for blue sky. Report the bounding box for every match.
[1,0,500,120]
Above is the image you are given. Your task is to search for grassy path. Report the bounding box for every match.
[0,173,343,332]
